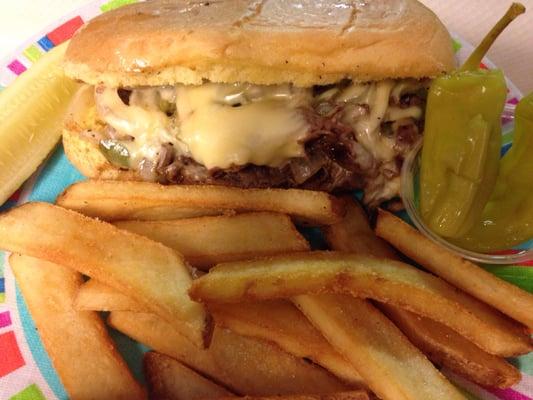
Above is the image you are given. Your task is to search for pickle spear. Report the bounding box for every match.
[0,42,80,205]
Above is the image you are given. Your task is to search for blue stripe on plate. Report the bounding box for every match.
[37,36,54,52]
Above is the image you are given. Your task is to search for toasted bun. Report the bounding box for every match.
[63,126,139,181]
[64,0,454,87]
[62,85,140,180]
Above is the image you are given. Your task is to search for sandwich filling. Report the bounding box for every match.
[79,79,427,207]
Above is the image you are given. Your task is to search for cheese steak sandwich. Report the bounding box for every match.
[63,0,454,207]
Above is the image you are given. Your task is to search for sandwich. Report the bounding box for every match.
[62,0,454,207]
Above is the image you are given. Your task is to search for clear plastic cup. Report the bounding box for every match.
[400,141,533,265]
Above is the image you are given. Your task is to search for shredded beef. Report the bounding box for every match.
[98,82,427,207]
[156,143,175,171]
[117,89,132,105]
[146,96,423,206]
[154,105,370,192]
[399,93,423,108]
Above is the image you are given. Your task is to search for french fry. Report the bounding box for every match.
[190,252,532,357]
[115,212,310,270]
[0,202,209,348]
[209,300,364,386]
[323,197,397,258]
[76,280,363,386]
[375,209,533,330]
[380,305,521,388]
[9,254,146,400]
[294,294,466,400]
[145,353,367,400]
[75,279,145,312]
[214,394,369,400]
[144,351,235,400]
[108,311,351,396]
[56,180,344,225]
[328,198,521,389]
[297,199,465,399]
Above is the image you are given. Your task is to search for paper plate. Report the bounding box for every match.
[0,1,532,399]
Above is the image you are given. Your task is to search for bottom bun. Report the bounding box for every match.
[62,125,140,182]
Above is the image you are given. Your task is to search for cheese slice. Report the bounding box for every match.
[175,83,310,169]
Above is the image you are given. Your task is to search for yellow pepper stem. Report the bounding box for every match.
[461,3,525,72]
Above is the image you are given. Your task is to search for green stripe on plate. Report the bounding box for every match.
[501,131,514,145]
[452,39,463,53]
[483,265,533,293]
[100,0,137,12]
[23,45,42,63]
[9,384,46,400]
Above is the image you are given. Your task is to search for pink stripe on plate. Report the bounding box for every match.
[490,250,533,266]
[7,59,27,75]
[489,388,533,400]
[0,311,11,328]
[509,374,533,399]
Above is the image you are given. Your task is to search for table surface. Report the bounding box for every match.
[0,0,532,93]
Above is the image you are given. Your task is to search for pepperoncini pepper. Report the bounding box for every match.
[452,92,533,251]
[420,71,507,238]
[419,3,525,239]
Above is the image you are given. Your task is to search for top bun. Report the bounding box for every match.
[64,0,455,87]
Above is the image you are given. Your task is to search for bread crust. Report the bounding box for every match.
[64,0,455,87]
[62,124,140,181]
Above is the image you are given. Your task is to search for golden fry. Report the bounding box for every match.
[0,202,209,348]
[375,209,533,330]
[145,355,367,400]
[294,294,466,400]
[301,199,466,399]
[216,392,369,400]
[115,212,309,270]
[56,180,344,225]
[76,280,362,386]
[144,351,234,400]
[381,305,521,388]
[190,252,532,357]
[75,279,144,312]
[209,300,364,386]
[323,197,397,258]
[328,198,521,389]
[9,254,145,400]
[108,311,350,396]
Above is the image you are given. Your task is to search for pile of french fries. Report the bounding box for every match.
[0,179,532,400]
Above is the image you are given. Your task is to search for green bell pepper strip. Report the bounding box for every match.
[419,3,524,239]
[452,92,533,252]
[99,139,130,168]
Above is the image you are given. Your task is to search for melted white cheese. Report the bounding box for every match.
[95,86,181,165]
[129,86,176,111]
[341,80,397,162]
[385,106,423,122]
[175,83,310,169]
[94,79,423,173]
[336,82,372,103]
